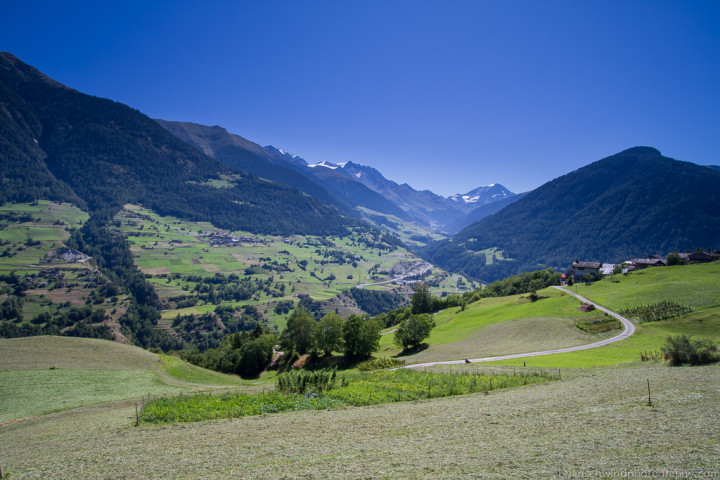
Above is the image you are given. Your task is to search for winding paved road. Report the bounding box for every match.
[401,286,636,369]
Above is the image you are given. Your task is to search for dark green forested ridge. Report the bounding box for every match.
[421,147,720,282]
[0,52,350,237]
[155,120,356,217]
[156,120,415,224]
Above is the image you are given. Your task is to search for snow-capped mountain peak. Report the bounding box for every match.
[308,160,339,170]
[447,184,514,209]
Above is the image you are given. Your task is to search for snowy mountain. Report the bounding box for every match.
[447,184,515,213]
[333,162,464,228]
[307,160,347,170]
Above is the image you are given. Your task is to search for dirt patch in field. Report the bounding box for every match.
[143,267,171,275]
[578,302,596,312]
[231,253,257,266]
[201,264,220,273]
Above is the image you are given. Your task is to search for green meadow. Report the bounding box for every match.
[486,262,720,368]
[377,287,617,362]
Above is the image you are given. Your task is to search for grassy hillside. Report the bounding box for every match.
[0,201,133,339]
[376,262,720,368]
[0,200,469,350]
[1,264,719,478]
[0,201,88,275]
[378,287,617,363]
[0,336,251,423]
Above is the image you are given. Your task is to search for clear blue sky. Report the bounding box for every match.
[3,1,719,195]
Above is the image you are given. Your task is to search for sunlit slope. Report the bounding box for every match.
[0,336,246,422]
[490,262,720,367]
[379,262,720,367]
[379,288,615,363]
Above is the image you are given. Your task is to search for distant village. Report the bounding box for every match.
[569,248,720,283]
[201,232,265,247]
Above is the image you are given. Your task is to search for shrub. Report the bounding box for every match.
[236,344,262,378]
[277,369,339,394]
[356,357,405,371]
[661,335,718,366]
[667,252,683,266]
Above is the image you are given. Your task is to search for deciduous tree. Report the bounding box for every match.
[343,314,381,359]
[280,306,316,354]
[316,312,344,356]
[393,313,435,350]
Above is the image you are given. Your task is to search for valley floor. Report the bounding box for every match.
[1,363,718,479]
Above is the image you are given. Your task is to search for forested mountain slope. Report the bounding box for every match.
[155,120,351,215]
[422,147,720,282]
[0,52,349,236]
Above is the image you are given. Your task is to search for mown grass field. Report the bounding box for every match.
[2,363,717,478]
[0,336,254,423]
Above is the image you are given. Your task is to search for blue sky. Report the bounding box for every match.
[3,1,719,195]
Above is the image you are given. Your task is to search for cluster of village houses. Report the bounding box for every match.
[24,269,102,290]
[201,232,264,247]
[569,248,720,282]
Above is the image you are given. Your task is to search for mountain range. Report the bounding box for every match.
[3,51,719,287]
[157,120,519,234]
